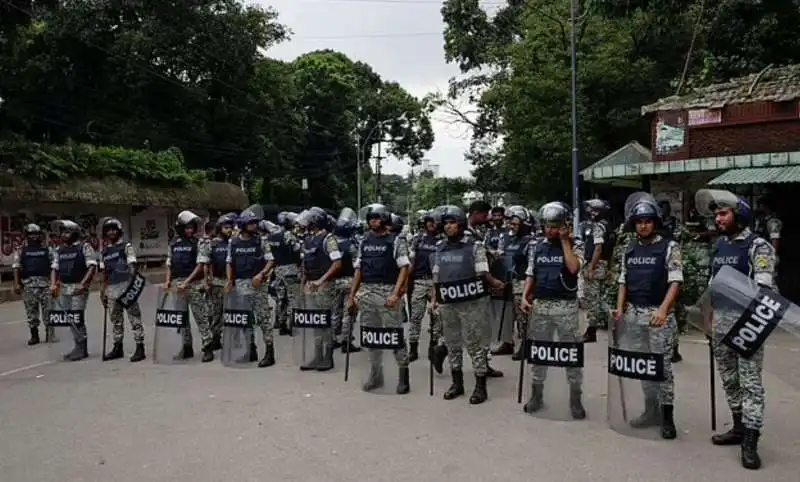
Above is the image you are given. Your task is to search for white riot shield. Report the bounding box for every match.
[607,309,668,439]
[48,293,87,361]
[221,290,262,368]
[152,287,190,365]
[689,265,800,391]
[292,287,334,368]
[359,289,408,394]
[522,299,585,421]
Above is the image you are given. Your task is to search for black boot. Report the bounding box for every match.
[409,342,419,362]
[671,345,682,363]
[712,412,744,445]
[341,339,361,353]
[491,342,514,356]
[278,322,291,336]
[570,386,586,419]
[201,345,215,363]
[486,363,504,378]
[27,327,40,346]
[511,344,524,361]
[300,345,323,371]
[443,369,465,400]
[432,344,448,374]
[209,334,222,351]
[661,404,677,439]
[173,344,194,360]
[583,326,597,343]
[248,343,258,362]
[630,398,661,428]
[258,343,275,367]
[363,364,384,392]
[523,383,544,413]
[64,339,89,362]
[396,367,410,394]
[130,343,146,362]
[316,344,334,372]
[103,341,124,361]
[741,428,761,470]
[469,375,488,404]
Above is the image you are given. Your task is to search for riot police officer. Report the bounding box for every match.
[268,212,302,335]
[430,206,502,404]
[12,223,56,346]
[612,193,683,439]
[581,199,614,342]
[206,213,237,350]
[332,208,360,353]
[99,217,146,362]
[165,210,214,362]
[408,210,441,363]
[485,206,506,257]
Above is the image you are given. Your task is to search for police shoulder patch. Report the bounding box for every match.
[754,255,769,270]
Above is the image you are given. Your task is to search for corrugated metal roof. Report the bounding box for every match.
[708,166,800,185]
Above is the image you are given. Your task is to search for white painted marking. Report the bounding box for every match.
[0,319,25,327]
[0,360,53,377]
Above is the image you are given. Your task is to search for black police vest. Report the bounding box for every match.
[58,244,88,284]
[359,232,400,285]
[267,232,295,266]
[20,245,50,279]
[170,238,198,279]
[486,227,503,251]
[712,232,755,278]
[303,232,332,282]
[336,237,355,278]
[412,233,439,278]
[210,238,229,278]
[500,232,530,280]
[102,243,130,285]
[583,220,613,262]
[624,239,669,306]
[230,236,265,280]
[532,241,577,300]
[434,240,487,304]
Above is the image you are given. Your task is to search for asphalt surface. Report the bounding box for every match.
[0,285,798,482]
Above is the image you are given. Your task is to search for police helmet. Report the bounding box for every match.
[628,201,661,227]
[296,208,326,228]
[539,202,570,225]
[216,212,238,228]
[696,189,752,227]
[505,205,529,224]
[437,205,466,225]
[52,219,81,233]
[176,210,201,228]
[359,203,391,225]
[100,217,124,235]
[23,223,42,235]
[237,207,263,228]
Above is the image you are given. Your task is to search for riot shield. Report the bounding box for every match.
[521,299,585,420]
[359,289,408,394]
[152,287,190,365]
[489,259,513,348]
[221,290,263,368]
[48,293,87,361]
[689,265,800,390]
[293,287,335,370]
[607,309,668,439]
[117,272,147,309]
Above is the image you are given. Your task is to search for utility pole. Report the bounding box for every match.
[356,132,362,209]
[375,141,384,203]
[570,0,581,235]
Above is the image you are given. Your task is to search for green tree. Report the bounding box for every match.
[411,172,474,211]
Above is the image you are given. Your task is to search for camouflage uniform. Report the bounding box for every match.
[12,243,55,334]
[617,235,683,407]
[100,240,144,344]
[582,221,610,328]
[166,237,212,348]
[274,229,302,327]
[407,231,443,344]
[227,234,275,345]
[605,224,634,309]
[676,224,711,333]
[332,239,358,342]
[207,236,230,343]
[54,241,97,353]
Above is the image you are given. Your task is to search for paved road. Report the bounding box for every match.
[0,286,797,482]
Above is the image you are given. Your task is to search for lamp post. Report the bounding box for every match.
[355,112,408,208]
[570,0,580,236]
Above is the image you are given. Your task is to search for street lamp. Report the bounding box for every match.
[570,0,580,236]
[355,112,408,208]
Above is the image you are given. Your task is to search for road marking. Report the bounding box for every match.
[0,360,53,377]
[0,319,25,327]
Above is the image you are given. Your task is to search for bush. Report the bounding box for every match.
[0,138,206,185]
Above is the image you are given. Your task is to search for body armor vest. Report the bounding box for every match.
[624,239,669,306]
[359,232,400,285]
[170,237,198,279]
[102,243,130,285]
[230,236,265,280]
[532,241,577,300]
[20,245,50,279]
[58,243,88,284]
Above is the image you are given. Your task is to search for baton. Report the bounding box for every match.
[610,309,628,421]
[429,315,435,397]
[708,335,717,431]
[344,303,357,382]
[496,271,513,343]
[101,303,109,361]
[516,309,528,404]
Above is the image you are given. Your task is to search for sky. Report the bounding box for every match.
[255,0,503,178]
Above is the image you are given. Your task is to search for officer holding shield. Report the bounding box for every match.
[347,203,411,393]
[206,213,237,350]
[612,193,683,439]
[269,211,302,335]
[408,210,441,362]
[697,189,777,470]
[430,206,502,404]
[99,217,146,362]
[12,224,57,346]
[165,211,214,362]
[52,220,97,361]
[226,208,276,367]
[332,208,361,352]
[520,203,585,419]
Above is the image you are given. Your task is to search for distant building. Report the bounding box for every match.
[411,159,440,177]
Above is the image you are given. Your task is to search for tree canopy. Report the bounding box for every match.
[0,0,434,209]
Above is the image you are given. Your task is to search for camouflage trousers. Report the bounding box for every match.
[712,312,765,430]
[208,279,226,338]
[440,297,491,376]
[619,303,676,405]
[302,282,335,348]
[22,284,51,329]
[331,276,353,340]
[106,282,144,343]
[531,298,583,387]
[234,279,274,345]
[56,284,90,343]
[581,261,609,328]
[274,265,300,326]
[172,278,212,348]
[357,283,408,368]
[409,278,442,344]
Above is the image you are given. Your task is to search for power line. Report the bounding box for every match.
[298,31,441,39]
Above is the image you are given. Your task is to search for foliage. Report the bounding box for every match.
[410,172,474,212]
[0,138,202,184]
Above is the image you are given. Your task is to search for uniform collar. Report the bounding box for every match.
[729,227,753,242]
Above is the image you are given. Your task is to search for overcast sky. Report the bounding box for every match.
[256,0,502,178]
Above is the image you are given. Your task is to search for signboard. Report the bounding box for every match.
[130,210,170,257]
[687,109,722,126]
